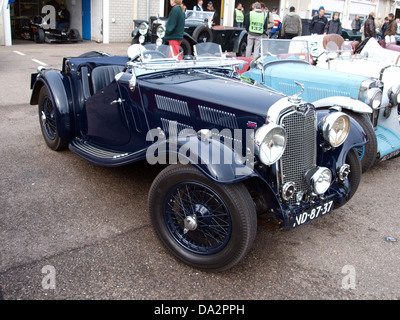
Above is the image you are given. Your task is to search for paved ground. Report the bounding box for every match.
[0,39,399,301]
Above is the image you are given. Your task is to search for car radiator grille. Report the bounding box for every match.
[279,108,317,205]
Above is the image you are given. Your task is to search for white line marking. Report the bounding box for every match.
[32,59,48,66]
[13,50,26,56]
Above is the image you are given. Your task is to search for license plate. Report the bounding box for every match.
[292,200,334,228]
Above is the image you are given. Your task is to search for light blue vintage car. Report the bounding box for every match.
[241,38,399,172]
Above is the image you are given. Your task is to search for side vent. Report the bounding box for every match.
[161,118,194,136]
[155,94,190,117]
[198,105,238,129]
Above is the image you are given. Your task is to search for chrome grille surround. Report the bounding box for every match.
[278,106,317,205]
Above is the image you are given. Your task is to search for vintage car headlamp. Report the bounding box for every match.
[319,112,350,148]
[156,25,165,39]
[139,22,149,35]
[305,167,332,195]
[364,88,382,109]
[254,124,286,165]
[389,84,400,106]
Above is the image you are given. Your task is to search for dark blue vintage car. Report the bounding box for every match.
[30,43,366,271]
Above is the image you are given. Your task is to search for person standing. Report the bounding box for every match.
[364,12,377,38]
[351,15,362,32]
[280,6,302,39]
[244,2,268,58]
[309,6,328,34]
[385,13,398,37]
[206,1,218,25]
[57,3,70,32]
[234,3,245,28]
[269,6,281,39]
[165,0,186,60]
[260,3,275,37]
[325,12,342,35]
[193,0,203,11]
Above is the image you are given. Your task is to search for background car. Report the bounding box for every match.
[131,10,247,56]
[20,14,81,43]
[29,42,365,272]
[241,37,400,171]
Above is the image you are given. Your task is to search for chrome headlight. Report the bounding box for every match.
[156,25,165,39]
[305,167,332,195]
[364,88,382,109]
[389,84,400,106]
[254,124,286,165]
[138,22,149,35]
[319,112,350,147]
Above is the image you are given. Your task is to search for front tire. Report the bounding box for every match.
[148,164,257,272]
[38,86,68,151]
[343,111,377,173]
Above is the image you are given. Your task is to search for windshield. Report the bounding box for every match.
[260,39,311,64]
[127,43,242,73]
[185,10,214,28]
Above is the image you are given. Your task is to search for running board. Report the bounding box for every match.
[69,138,144,167]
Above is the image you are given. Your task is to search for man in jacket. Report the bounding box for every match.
[385,13,398,37]
[244,2,269,58]
[364,12,376,38]
[310,6,328,34]
[325,12,342,35]
[234,3,245,28]
[351,15,362,32]
[269,6,281,39]
[280,6,302,39]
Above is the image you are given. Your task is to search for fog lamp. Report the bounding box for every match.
[305,167,332,195]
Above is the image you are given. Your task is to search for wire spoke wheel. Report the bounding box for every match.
[164,182,232,255]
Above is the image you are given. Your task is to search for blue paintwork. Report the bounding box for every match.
[375,125,400,158]
[243,58,367,102]
[82,0,91,40]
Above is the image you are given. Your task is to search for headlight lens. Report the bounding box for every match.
[389,84,400,106]
[305,167,332,195]
[255,124,286,165]
[364,88,382,109]
[139,22,148,35]
[156,25,165,39]
[320,112,350,147]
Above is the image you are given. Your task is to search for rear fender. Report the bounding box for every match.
[313,96,373,114]
[30,70,74,140]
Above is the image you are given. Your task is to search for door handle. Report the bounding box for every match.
[110,98,125,105]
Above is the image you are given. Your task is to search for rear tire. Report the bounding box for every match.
[38,86,68,151]
[34,28,45,43]
[148,164,257,272]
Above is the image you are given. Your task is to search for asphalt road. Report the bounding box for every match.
[0,39,399,301]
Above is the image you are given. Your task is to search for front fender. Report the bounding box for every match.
[30,70,74,140]
[232,30,247,53]
[146,131,256,184]
[313,96,372,114]
[317,109,367,167]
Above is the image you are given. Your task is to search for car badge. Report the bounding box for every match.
[247,121,257,129]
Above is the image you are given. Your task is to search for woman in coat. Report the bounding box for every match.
[364,12,377,38]
[165,0,186,59]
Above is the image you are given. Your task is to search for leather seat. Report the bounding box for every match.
[91,65,125,94]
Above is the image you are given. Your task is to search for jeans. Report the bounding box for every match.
[245,33,262,58]
[57,22,69,32]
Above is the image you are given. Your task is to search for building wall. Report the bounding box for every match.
[108,0,133,42]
